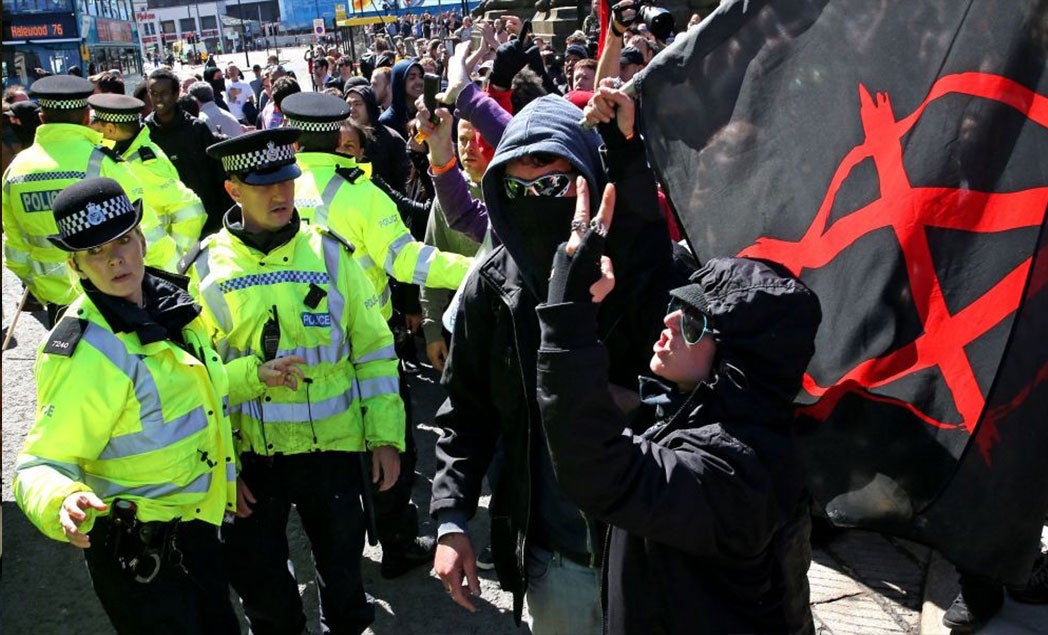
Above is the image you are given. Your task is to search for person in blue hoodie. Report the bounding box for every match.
[428,93,688,633]
[378,59,425,140]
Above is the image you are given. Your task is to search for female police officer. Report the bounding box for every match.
[13,177,304,633]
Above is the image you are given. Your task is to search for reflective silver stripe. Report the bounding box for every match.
[86,148,107,177]
[99,406,209,460]
[354,344,396,364]
[16,455,84,482]
[85,470,212,500]
[358,376,399,399]
[194,248,234,333]
[225,461,236,483]
[321,172,343,209]
[384,234,414,276]
[4,246,32,264]
[30,260,64,276]
[171,204,204,223]
[356,252,376,271]
[81,326,210,460]
[412,245,436,285]
[26,234,54,249]
[228,339,349,368]
[142,223,168,244]
[321,235,347,354]
[377,285,392,308]
[235,389,354,423]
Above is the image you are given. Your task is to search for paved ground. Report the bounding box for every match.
[5,49,1048,630]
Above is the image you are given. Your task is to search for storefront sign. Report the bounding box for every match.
[96,19,133,43]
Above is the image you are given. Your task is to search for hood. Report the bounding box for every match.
[687,257,822,421]
[379,58,422,136]
[347,84,382,127]
[480,95,604,297]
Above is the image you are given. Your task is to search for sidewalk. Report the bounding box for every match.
[811,528,1048,634]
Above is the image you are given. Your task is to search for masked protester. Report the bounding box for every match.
[430,91,682,633]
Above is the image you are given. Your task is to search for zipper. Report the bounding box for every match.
[495,278,534,593]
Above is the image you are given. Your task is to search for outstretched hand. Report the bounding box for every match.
[258,355,307,390]
[59,491,107,548]
[547,177,617,305]
[440,40,476,106]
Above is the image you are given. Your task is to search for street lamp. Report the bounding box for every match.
[236,0,250,67]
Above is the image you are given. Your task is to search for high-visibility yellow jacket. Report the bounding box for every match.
[184,219,405,456]
[13,290,262,543]
[2,124,179,305]
[120,126,206,259]
[294,152,473,320]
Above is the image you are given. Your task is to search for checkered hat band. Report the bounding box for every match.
[286,118,343,133]
[93,111,140,123]
[57,195,135,238]
[38,97,88,109]
[221,142,297,173]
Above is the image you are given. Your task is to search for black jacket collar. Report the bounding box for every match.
[223,206,300,254]
[84,267,201,345]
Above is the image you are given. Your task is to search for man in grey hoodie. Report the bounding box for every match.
[429,94,683,632]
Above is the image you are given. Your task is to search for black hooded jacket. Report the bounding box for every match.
[346,84,411,194]
[145,105,234,237]
[430,95,685,621]
[535,257,821,634]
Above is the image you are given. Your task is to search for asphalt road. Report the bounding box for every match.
[1,266,525,634]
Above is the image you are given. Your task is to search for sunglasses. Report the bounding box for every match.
[668,298,709,346]
[503,172,574,199]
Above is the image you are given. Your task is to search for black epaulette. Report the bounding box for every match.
[96,145,124,162]
[334,165,365,185]
[43,317,88,357]
[137,146,157,162]
[318,226,356,254]
[177,240,205,275]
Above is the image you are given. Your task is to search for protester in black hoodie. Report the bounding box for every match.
[429,92,684,632]
[537,249,820,634]
[346,84,411,193]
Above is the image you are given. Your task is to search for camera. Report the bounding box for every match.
[612,0,675,42]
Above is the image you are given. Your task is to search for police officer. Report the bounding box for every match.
[88,93,206,261]
[1,75,178,326]
[182,128,405,633]
[280,91,474,579]
[12,177,304,634]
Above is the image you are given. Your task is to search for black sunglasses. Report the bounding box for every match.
[668,298,709,346]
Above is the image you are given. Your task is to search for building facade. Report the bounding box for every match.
[132,0,278,62]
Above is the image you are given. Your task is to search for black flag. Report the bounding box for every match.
[637,0,1048,582]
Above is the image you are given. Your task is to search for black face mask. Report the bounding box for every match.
[501,195,577,298]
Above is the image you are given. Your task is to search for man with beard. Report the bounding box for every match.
[378,59,424,140]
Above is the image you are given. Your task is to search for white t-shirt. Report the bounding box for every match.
[225,78,252,121]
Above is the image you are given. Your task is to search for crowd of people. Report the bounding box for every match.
[3,2,1046,634]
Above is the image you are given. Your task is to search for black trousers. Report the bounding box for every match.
[224,451,373,635]
[84,518,238,635]
[372,367,422,551]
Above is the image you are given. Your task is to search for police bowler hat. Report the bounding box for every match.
[48,177,142,252]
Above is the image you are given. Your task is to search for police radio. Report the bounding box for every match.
[260,305,281,362]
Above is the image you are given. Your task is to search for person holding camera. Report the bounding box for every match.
[13,177,304,633]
